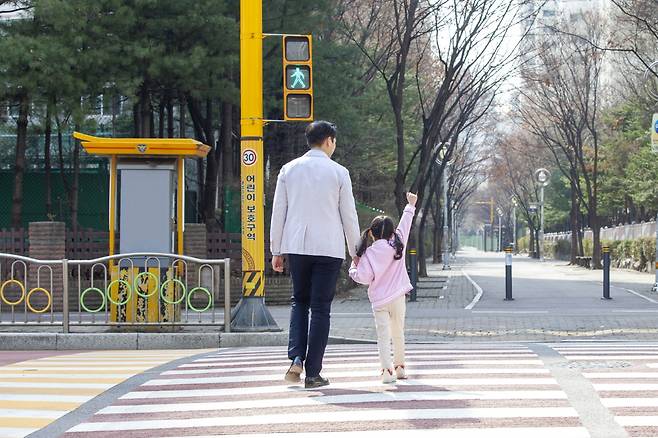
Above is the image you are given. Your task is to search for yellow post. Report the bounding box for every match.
[177,157,185,256]
[231,0,279,331]
[241,0,264,295]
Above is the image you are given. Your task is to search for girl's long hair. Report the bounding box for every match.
[356,215,404,260]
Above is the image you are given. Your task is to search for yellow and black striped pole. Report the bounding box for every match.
[409,249,418,302]
[602,246,611,300]
[230,0,280,331]
[504,246,513,301]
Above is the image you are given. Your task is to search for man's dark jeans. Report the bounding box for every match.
[287,254,343,378]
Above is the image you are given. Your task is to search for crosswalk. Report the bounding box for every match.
[63,345,589,437]
[552,342,658,438]
[0,350,206,438]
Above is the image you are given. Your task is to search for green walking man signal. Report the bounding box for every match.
[287,66,310,89]
[283,35,313,121]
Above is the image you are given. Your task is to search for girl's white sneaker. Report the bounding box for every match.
[381,368,396,384]
[395,364,407,379]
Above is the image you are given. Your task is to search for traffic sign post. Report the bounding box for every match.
[231,0,279,332]
[652,114,658,291]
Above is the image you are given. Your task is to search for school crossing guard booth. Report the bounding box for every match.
[73,132,210,324]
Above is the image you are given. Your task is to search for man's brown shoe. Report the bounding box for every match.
[285,357,303,383]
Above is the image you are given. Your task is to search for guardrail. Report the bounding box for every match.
[0,252,231,333]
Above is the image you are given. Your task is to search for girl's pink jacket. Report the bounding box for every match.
[349,204,416,310]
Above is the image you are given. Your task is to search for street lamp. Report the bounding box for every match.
[496,206,503,252]
[436,153,451,270]
[511,197,518,253]
[534,168,551,262]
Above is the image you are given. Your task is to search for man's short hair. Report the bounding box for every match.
[305,121,337,147]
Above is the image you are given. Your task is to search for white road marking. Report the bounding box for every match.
[463,269,483,310]
[163,366,547,376]
[161,429,590,438]
[68,407,578,432]
[101,390,568,414]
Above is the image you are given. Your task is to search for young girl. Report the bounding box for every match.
[349,192,417,383]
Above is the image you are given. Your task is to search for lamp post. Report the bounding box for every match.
[441,159,451,270]
[511,197,518,253]
[534,168,551,262]
[643,62,658,291]
[496,207,503,252]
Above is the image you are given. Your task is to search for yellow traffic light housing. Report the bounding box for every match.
[283,35,313,121]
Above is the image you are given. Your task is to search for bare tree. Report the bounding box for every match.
[517,14,606,267]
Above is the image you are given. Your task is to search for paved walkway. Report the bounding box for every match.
[268,249,658,342]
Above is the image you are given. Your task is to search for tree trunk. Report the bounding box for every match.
[432,215,440,264]
[11,93,29,228]
[139,83,152,137]
[570,180,578,264]
[70,124,81,233]
[202,99,218,229]
[591,213,602,269]
[393,107,406,215]
[179,96,186,138]
[219,101,233,230]
[167,94,174,138]
[44,99,53,218]
[158,99,165,138]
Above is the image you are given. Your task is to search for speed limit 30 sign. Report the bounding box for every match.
[242,149,257,166]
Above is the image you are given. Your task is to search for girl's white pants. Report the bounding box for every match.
[373,295,406,370]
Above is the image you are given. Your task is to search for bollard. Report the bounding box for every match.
[409,249,418,302]
[602,246,612,300]
[504,246,513,301]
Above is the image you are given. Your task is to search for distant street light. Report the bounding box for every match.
[534,168,551,262]
[511,197,518,253]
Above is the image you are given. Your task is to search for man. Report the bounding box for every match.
[270,121,360,389]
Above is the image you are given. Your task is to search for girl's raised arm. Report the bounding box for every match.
[396,204,416,245]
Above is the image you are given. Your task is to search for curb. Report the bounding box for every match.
[0,332,375,350]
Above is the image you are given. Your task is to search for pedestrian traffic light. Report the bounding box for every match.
[283,35,313,121]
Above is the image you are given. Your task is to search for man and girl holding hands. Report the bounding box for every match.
[270,120,418,388]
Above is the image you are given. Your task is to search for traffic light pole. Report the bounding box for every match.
[231,0,279,332]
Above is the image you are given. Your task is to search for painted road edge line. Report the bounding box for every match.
[463,269,483,310]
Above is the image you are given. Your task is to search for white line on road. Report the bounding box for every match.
[122,377,558,399]
[602,398,658,407]
[594,383,658,391]
[193,353,537,363]
[615,416,658,426]
[161,428,590,438]
[101,390,568,414]
[472,311,549,314]
[611,285,658,304]
[463,269,483,310]
[67,407,578,432]
[178,359,544,369]
[143,376,558,387]
[164,365,546,376]
[584,372,658,378]
[0,394,92,403]
[0,427,39,438]
[149,368,551,384]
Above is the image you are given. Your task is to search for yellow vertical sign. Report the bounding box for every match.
[240,0,264,298]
